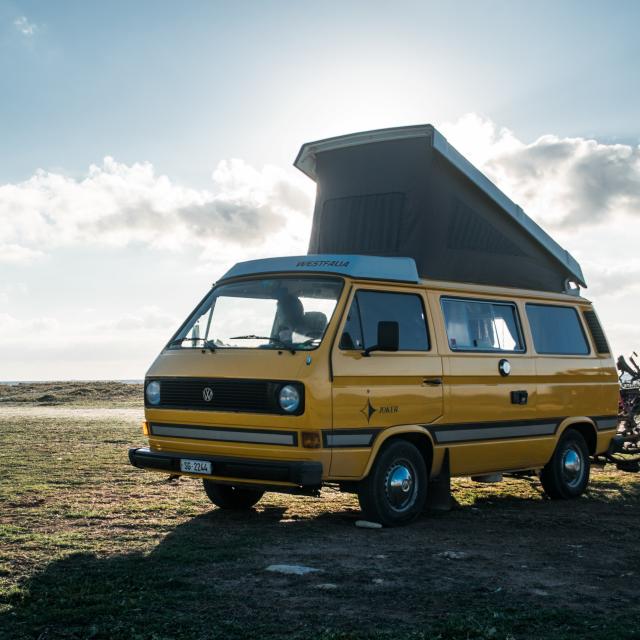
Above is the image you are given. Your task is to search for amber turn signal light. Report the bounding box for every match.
[301,431,321,449]
[142,421,150,436]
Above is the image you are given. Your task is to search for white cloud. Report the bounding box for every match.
[441,113,640,358]
[0,282,27,306]
[441,113,640,229]
[0,243,43,264]
[0,307,176,353]
[0,156,315,379]
[3,116,640,379]
[0,312,17,332]
[0,311,57,337]
[577,261,640,300]
[0,306,182,380]
[0,157,314,264]
[101,306,178,332]
[14,16,38,37]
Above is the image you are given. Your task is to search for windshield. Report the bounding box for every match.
[170,277,343,351]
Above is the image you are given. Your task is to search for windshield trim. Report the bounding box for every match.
[165,275,345,352]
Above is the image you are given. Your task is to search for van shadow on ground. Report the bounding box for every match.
[4,479,640,640]
[3,508,290,640]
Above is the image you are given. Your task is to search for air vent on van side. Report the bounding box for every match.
[583,310,610,354]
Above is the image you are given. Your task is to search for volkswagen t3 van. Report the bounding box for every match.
[129,125,619,525]
[129,254,619,525]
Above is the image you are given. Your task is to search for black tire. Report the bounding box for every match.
[202,480,264,510]
[357,440,428,526]
[540,429,590,499]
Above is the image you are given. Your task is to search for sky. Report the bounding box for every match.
[1,0,639,380]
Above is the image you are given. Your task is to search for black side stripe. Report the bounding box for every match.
[591,415,618,431]
[425,418,563,445]
[425,415,618,444]
[323,415,617,449]
[322,429,382,448]
[149,423,298,446]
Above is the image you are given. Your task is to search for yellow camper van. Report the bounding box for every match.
[129,126,619,525]
[129,255,618,525]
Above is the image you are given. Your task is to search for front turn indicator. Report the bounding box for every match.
[302,431,321,449]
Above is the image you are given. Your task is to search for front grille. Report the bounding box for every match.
[147,378,303,415]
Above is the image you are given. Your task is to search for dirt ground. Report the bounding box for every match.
[1,383,639,639]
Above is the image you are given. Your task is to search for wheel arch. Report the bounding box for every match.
[556,417,598,456]
[362,426,435,478]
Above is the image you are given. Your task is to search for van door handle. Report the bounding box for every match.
[422,378,442,386]
[511,390,528,405]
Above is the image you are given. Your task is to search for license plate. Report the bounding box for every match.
[180,459,212,475]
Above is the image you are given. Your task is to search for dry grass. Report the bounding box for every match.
[0,382,142,407]
[1,386,640,639]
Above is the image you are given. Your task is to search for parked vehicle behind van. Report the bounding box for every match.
[129,254,619,525]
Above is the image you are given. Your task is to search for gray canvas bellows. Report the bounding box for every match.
[294,125,585,293]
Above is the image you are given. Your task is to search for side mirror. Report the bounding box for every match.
[363,321,399,356]
[378,321,399,351]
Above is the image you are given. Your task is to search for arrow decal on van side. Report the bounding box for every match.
[360,399,377,423]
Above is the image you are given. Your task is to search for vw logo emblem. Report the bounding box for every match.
[202,387,214,402]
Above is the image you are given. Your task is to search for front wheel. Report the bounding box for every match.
[202,480,264,510]
[540,429,590,499]
[357,440,427,526]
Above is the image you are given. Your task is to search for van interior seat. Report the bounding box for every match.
[298,311,328,338]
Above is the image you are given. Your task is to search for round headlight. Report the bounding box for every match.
[278,384,300,413]
[146,381,161,405]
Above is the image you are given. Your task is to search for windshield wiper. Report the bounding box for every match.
[168,337,216,352]
[298,338,320,347]
[230,335,296,354]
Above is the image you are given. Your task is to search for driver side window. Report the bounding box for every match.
[339,290,429,351]
[339,295,364,350]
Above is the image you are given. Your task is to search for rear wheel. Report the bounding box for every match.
[357,440,427,526]
[540,429,590,499]
[202,480,264,510]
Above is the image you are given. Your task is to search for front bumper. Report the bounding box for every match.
[128,447,323,488]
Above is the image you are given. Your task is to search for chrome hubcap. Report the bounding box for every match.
[384,460,417,512]
[561,446,583,487]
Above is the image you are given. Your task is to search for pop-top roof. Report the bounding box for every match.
[294,125,586,290]
[219,254,420,283]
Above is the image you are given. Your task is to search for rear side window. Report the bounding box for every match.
[583,309,610,354]
[526,304,590,355]
[441,298,524,352]
[340,290,429,351]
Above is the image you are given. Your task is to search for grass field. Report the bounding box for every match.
[1,383,640,640]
